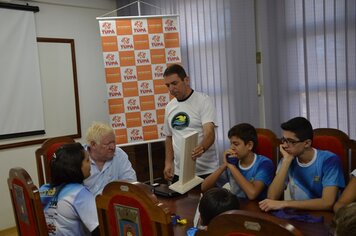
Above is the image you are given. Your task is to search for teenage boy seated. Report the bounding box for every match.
[334,169,356,213]
[201,123,275,200]
[259,117,345,212]
[187,188,240,236]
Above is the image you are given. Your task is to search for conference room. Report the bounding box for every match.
[1,0,356,235]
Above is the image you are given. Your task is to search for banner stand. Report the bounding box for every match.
[97,1,181,185]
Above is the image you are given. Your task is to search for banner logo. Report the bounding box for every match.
[111,115,125,128]
[100,21,116,35]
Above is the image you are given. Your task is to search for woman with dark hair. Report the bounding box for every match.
[39,143,99,236]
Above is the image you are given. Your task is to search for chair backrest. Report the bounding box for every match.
[8,167,48,236]
[312,128,351,182]
[350,139,356,173]
[255,128,279,166]
[196,209,303,236]
[35,136,75,186]
[96,180,173,236]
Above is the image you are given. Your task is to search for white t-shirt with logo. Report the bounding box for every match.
[163,90,218,176]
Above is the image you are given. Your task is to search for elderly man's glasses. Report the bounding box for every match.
[280,137,304,146]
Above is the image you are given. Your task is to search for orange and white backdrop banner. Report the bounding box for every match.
[98,15,181,145]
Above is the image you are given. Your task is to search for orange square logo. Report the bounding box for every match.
[157,124,165,138]
[120,66,138,82]
[122,82,139,97]
[124,97,141,113]
[132,19,148,35]
[153,79,169,94]
[125,112,142,128]
[141,110,157,126]
[166,48,181,63]
[110,114,126,129]
[105,68,121,84]
[116,19,132,35]
[147,18,163,34]
[150,49,166,64]
[135,50,151,65]
[149,34,165,49]
[163,17,178,33]
[133,34,149,50]
[107,83,123,98]
[140,95,155,111]
[138,80,154,96]
[137,65,152,81]
[156,109,166,124]
[99,20,117,36]
[127,127,144,142]
[115,128,128,144]
[103,52,120,68]
[164,32,180,48]
[117,35,134,51]
[143,125,158,140]
[151,64,166,80]
[155,94,170,110]
[101,36,118,52]
[119,51,135,67]
[108,98,124,114]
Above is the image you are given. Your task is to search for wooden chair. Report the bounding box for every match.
[8,167,48,236]
[196,209,303,236]
[255,128,280,166]
[350,139,356,173]
[35,136,75,186]
[96,180,173,236]
[313,128,351,182]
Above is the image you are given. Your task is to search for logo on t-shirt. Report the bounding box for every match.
[171,112,189,130]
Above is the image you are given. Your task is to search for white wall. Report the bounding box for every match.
[0,0,116,230]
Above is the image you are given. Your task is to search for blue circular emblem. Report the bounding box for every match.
[171,112,189,130]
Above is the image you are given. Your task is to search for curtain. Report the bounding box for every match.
[118,0,259,155]
[260,0,356,139]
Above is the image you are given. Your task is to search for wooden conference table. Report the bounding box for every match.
[156,188,334,236]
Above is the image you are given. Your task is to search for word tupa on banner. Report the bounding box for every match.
[99,16,181,145]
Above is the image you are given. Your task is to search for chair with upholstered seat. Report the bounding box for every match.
[35,136,75,186]
[96,180,173,236]
[196,209,303,236]
[255,128,280,166]
[313,128,351,182]
[8,167,48,236]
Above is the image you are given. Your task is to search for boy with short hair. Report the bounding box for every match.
[259,117,345,212]
[201,123,275,200]
[187,187,240,236]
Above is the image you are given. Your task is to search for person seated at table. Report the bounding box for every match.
[39,143,99,236]
[334,169,356,213]
[333,202,356,236]
[84,122,137,196]
[259,117,345,212]
[187,187,240,235]
[201,123,275,200]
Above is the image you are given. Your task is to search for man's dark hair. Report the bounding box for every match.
[50,142,86,186]
[199,188,240,226]
[228,123,258,152]
[163,64,187,80]
[280,116,313,141]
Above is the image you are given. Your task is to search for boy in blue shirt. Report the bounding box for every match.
[201,123,274,200]
[259,117,345,211]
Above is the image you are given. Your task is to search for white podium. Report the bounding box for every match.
[169,131,203,194]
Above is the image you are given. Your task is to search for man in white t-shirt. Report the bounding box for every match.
[163,64,219,182]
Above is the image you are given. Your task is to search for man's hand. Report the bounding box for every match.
[163,162,174,181]
[192,145,205,160]
[259,199,286,212]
